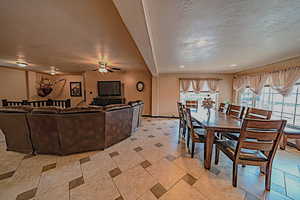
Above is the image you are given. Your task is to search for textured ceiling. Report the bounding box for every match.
[1,0,300,75]
[140,0,300,73]
[0,0,147,74]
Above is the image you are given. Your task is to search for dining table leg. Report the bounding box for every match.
[204,128,215,169]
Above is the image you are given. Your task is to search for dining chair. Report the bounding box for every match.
[218,103,226,112]
[214,119,286,190]
[223,107,272,141]
[227,104,245,119]
[185,108,213,158]
[185,100,198,112]
[177,102,186,143]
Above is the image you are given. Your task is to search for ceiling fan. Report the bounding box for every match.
[92,61,121,73]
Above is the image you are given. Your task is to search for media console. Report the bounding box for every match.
[92,96,125,106]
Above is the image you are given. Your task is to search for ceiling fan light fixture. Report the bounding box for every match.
[16,61,28,67]
[98,68,108,73]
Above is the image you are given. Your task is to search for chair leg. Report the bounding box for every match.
[280,135,287,150]
[265,164,272,191]
[178,122,182,144]
[186,128,190,152]
[232,163,238,187]
[215,147,220,165]
[183,122,186,137]
[191,142,195,158]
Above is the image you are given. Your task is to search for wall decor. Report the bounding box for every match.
[70,82,82,97]
[136,81,144,92]
[36,77,66,97]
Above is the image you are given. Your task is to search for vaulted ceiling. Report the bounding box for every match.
[0,0,148,74]
[116,0,300,74]
[1,0,300,75]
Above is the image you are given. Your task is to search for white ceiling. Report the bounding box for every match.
[115,0,300,74]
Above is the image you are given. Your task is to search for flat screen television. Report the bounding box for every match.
[98,81,122,96]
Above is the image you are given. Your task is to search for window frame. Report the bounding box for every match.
[239,82,300,128]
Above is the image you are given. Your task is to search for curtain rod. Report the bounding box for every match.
[179,78,222,81]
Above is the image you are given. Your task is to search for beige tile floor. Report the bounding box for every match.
[0,118,300,200]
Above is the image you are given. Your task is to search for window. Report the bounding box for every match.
[180,82,219,109]
[239,81,300,128]
[240,88,254,107]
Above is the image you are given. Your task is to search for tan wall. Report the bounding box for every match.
[84,69,152,115]
[152,73,234,117]
[0,67,27,105]
[0,67,84,107]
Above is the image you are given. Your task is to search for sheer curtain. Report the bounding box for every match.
[180,79,192,93]
[207,79,219,93]
[192,80,205,93]
[270,67,300,96]
[248,73,268,95]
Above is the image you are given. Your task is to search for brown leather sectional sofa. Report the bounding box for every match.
[0,102,143,155]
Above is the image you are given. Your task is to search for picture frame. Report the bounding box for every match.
[70,82,82,97]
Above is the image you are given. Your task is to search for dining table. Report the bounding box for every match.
[191,108,242,169]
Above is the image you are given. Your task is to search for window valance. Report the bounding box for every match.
[179,78,221,93]
[233,66,300,96]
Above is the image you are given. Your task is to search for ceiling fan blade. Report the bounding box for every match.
[92,69,98,71]
[111,67,121,70]
[107,69,114,73]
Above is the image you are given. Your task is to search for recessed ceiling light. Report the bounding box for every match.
[196,39,208,47]
[230,64,237,67]
[16,61,28,67]
[179,65,185,69]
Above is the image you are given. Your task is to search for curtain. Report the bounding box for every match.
[270,67,300,96]
[248,73,268,95]
[233,76,247,91]
[180,79,192,93]
[192,80,205,93]
[207,79,219,93]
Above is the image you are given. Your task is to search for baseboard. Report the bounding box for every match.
[142,115,179,119]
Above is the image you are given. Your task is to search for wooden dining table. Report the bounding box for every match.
[191,108,242,169]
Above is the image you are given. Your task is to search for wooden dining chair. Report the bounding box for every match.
[227,104,245,119]
[185,108,213,158]
[177,102,186,143]
[185,100,198,112]
[218,103,226,112]
[214,119,286,190]
[223,107,272,141]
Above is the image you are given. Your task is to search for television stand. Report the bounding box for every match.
[92,96,125,106]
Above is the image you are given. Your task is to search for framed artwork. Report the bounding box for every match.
[70,82,82,97]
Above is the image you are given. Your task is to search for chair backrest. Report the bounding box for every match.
[227,105,245,119]
[236,119,286,163]
[185,108,200,139]
[245,107,272,120]
[218,103,226,112]
[185,100,198,110]
[177,102,184,120]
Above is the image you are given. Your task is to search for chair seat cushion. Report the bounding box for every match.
[284,127,300,136]
[216,140,268,162]
[221,132,239,140]
[193,128,206,142]
[192,121,203,128]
